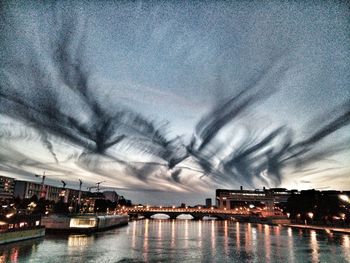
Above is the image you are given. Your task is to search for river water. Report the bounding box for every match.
[0,219,349,263]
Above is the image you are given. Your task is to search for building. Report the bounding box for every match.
[0,175,15,201]
[14,181,88,203]
[14,181,61,201]
[205,198,212,208]
[103,191,119,203]
[216,187,297,210]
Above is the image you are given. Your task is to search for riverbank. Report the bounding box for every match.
[286,224,350,234]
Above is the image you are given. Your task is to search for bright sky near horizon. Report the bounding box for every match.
[0,1,349,204]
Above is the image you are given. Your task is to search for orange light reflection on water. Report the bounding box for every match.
[197,220,202,250]
[310,230,319,263]
[211,220,216,257]
[236,222,241,251]
[10,248,18,263]
[158,220,162,240]
[131,220,137,250]
[171,220,175,249]
[342,235,350,262]
[143,219,149,262]
[224,220,228,256]
[184,220,189,248]
[68,235,94,247]
[245,223,252,252]
[264,225,271,263]
[287,228,295,263]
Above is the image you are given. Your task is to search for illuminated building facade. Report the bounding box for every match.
[0,175,15,200]
[14,181,88,203]
[216,187,298,210]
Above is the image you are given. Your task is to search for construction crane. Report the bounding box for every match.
[87,186,97,192]
[95,181,106,192]
[87,181,106,192]
[78,179,82,206]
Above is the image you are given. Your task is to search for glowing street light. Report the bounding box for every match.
[308,212,314,219]
[340,213,346,220]
[6,213,14,218]
[339,195,349,203]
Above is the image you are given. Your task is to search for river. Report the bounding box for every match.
[0,219,349,262]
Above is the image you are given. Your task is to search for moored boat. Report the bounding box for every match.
[0,214,45,245]
[41,213,129,233]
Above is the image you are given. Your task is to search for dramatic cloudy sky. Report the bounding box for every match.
[0,1,349,204]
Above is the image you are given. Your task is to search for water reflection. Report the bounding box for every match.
[342,235,350,262]
[264,224,271,263]
[287,228,296,263]
[131,220,136,250]
[236,222,241,250]
[67,235,94,247]
[158,220,162,240]
[171,220,175,249]
[1,221,349,262]
[143,219,149,262]
[0,247,19,263]
[184,220,189,248]
[310,230,319,263]
[224,220,228,256]
[211,220,216,258]
[245,223,252,252]
[0,239,41,263]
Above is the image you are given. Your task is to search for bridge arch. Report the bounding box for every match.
[176,214,194,220]
[150,213,170,219]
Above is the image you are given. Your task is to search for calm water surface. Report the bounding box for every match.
[1,220,350,263]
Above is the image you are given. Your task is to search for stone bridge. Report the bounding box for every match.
[122,207,250,220]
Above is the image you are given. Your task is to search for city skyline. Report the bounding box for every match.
[1,1,349,204]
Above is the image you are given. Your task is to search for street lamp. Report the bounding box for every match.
[339,195,349,203]
[308,212,314,219]
[340,213,346,220]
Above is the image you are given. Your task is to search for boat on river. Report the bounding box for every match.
[0,214,45,245]
[41,213,129,233]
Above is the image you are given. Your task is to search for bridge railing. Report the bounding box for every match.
[120,207,250,215]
